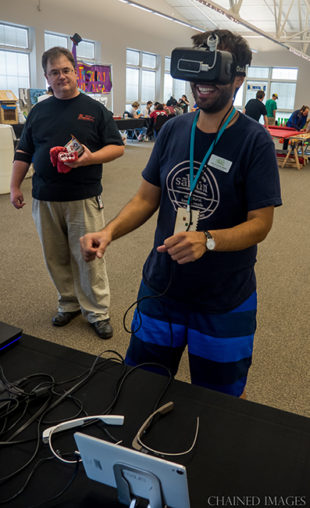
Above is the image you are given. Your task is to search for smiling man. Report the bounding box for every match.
[10,47,124,340]
[80,30,282,397]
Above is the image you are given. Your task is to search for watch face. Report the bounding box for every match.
[207,237,216,250]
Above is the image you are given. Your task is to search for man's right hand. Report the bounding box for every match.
[10,188,26,209]
[80,231,111,262]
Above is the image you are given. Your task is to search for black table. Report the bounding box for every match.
[1,334,309,507]
[114,118,149,130]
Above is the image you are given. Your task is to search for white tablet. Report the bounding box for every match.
[74,432,190,508]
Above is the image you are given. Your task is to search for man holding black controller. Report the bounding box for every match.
[10,46,124,340]
[80,30,281,397]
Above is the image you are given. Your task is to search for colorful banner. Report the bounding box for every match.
[76,63,112,94]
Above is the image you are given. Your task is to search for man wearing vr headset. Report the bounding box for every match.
[80,30,281,398]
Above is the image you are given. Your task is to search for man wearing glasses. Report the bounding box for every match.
[10,47,124,340]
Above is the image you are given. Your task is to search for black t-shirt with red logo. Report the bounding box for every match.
[18,93,123,201]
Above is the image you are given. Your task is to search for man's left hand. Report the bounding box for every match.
[157,231,206,264]
[64,145,94,168]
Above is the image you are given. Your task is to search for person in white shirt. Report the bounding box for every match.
[142,101,153,118]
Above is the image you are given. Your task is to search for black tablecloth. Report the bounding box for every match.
[114,118,149,130]
[0,334,309,507]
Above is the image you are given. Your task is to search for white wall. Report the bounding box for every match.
[1,0,194,114]
[1,0,309,113]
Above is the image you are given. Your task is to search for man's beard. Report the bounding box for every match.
[191,82,234,113]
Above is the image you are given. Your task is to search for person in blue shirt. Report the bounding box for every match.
[80,30,282,399]
[283,105,309,150]
[286,105,309,130]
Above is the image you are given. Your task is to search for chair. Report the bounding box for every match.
[123,111,133,119]
[153,114,170,137]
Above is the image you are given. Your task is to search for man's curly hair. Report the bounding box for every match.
[191,29,252,71]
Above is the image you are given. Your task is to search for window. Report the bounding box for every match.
[164,73,173,102]
[126,49,157,109]
[233,83,244,108]
[0,23,30,96]
[240,66,298,120]
[126,67,139,103]
[0,22,28,48]
[270,82,296,111]
[0,51,29,95]
[245,81,267,104]
[272,68,298,80]
[44,32,68,50]
[77,40,95,61]
[247,66,269,79]
[164,57,185,103]
[141,70,155,102]
[127,49,139,66]
[44,32,95,63]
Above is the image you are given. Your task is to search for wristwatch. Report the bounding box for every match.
[204,231,216,251]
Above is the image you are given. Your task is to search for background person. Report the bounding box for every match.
[129,101,147,141]
[129,101,143,118]
[142,101,153,118]
[177,94,190,113]
[166,96,177,108]
[80,29,281,398]
[10,46,124,340]
[265,93,278,126]
[283,105,309,149]
[286,105,309,130]
[150,103,169,137]
[243,90,268,127]
[150,103,168,123]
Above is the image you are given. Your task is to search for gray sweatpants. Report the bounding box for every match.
[32,197,110,323]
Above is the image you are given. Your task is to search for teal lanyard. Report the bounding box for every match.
[188,107,236,208]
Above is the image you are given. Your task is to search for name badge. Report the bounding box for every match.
[208,154,232,173]
[174,207,199,234]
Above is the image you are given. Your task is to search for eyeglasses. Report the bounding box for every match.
[132,401,200,457]
[47,68,75,79]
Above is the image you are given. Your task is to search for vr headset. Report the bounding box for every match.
[170,34,246,85]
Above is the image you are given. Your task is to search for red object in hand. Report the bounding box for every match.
[49,146,78,173]
[50,146,64,167]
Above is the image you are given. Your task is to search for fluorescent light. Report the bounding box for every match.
[117,0,204,32]
[131,3,153,13]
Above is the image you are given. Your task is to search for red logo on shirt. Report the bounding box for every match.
[78,114,95,122]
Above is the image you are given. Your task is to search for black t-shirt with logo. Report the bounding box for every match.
[18,93,123,201]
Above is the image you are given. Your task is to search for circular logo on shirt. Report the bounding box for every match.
[166,160,220,220]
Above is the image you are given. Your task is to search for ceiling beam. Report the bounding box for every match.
[275,0,283,36]
[279,0,295,35]
[194,0,310,61]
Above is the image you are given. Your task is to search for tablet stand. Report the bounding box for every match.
[113,463,165,508]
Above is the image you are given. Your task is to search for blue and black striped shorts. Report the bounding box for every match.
[125,280,257,397]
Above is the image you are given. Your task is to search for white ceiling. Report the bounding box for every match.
[164,0,310,58]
